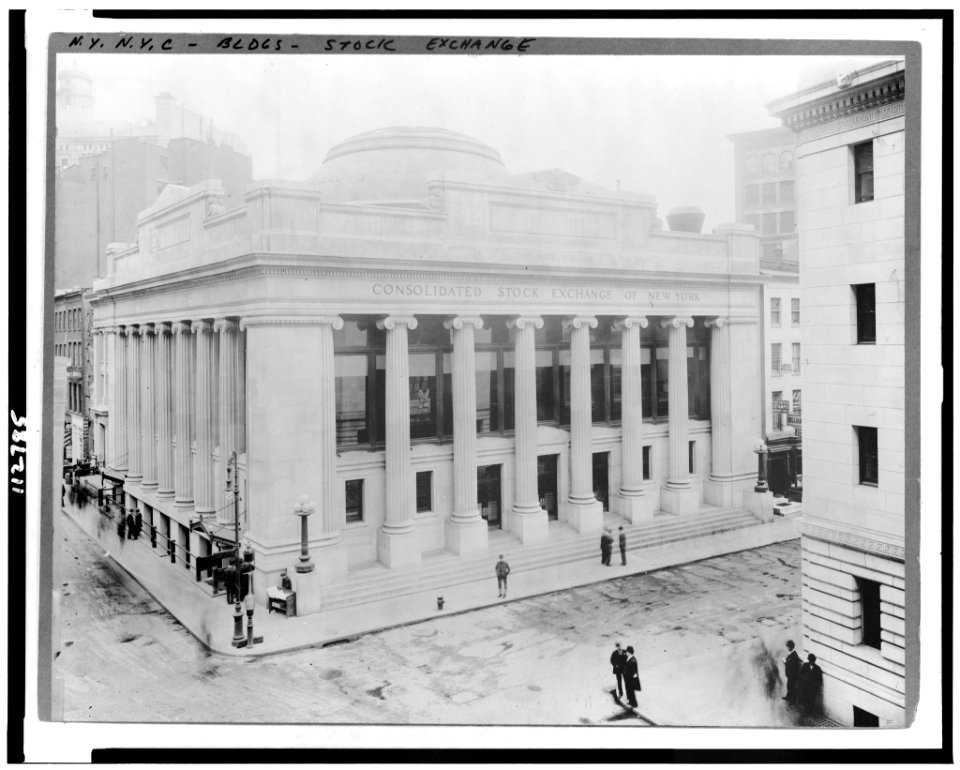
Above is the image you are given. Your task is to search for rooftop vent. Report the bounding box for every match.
[666,206,705,234]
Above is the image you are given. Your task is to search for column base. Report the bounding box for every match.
[174,498,195,512]
[156,488,175,499]
[704,477,737,508]
[445,516,489,555]
[377,527,422,568]
[744,490,777,523]
[562,498,604,533]
[616,490,658,523]
[660,484,701,516]
[507,507,549,544]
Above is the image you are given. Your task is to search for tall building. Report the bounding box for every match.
[53,289,90,464]
[87,126,771,617]
[730,128,803,501]
[769,59,907,727]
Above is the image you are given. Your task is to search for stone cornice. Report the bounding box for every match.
[775,71,904,133]
[799,518,905,561]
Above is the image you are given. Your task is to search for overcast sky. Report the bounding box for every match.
[58,52,889,230]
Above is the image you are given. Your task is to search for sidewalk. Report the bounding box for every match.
[62,499,801,657]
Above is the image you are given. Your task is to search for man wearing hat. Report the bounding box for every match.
[624,645,641,708]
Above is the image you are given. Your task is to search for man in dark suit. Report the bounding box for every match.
[609,642,628,698]
[782,639,801,704]
[618,526,627,566]
[623,645,641,708]
[799,653,823,716]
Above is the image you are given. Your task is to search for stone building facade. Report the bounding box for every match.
[88,126,770,615]
[53,289,90,464]
[770,59,907,727]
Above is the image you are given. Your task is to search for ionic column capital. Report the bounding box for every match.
[172,321,192,335]
[507,315,543,331]
[377,315,418,331]
[154,321,172,335]
[564,316,598,332]
[191,319,214,335]
[704,317,727,329]
[443,316,484,332]
[661,316,695,329]
[213,318,239,334]
[123,325,140,337]
[139,322,156,336]
[614,316,649,331]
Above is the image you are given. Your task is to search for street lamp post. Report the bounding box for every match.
[293,495,315,573]
[753,439,769,493]
[225,451,245,647]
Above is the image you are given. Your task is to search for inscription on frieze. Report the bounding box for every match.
[370,280,702,305]
[799,102,905,144]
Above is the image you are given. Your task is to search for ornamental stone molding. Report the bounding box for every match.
[614,316,649,331]
[376,315,418,331]
[661,316,695,329]
[564,316,598,332]
[781,73,904,133]
[123,325,140,337]
[172,321,192,335]
[507,315,544,331]
[238,315,344,331]
[799,520,905,561]
[443,316,484,331]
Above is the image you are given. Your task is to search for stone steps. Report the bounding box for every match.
[320,507,760,611]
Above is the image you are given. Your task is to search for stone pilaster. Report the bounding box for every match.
[139,324,157,488]
[507,315,549,543]
[173,322,195,509]
[443,315,489,554]
[215,318,240,524]
[124,325,142,482]
[376,315,421,567]
[192,320,216,518]
[704,317,736,508]
[105,327,125,471]
[563,316,604,533]
[155,323,175,497]
[660,316,700,515]
[614,316,656,522]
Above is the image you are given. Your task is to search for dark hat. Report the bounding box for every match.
[808,653,817,663]
[614,642,621,648]
[626,646,635,654]
[786,640,795,648]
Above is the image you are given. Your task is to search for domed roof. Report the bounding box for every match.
[310,126,505,205]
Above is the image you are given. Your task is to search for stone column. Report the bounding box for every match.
[140,324,158,488]
[124,325,142,482]
[563,316,604,533]
[507,315,549,543]
[614,316,656,522]
[192,320,216,518]
[215,318,240,524]
[110,327,127,472]
[237,327,246,455]
[375,315,421,567]
[660,316,699,515]
[173,322,195,509]
[155,322,175,498]
[443,315,489,554]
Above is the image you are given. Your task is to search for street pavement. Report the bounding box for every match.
[55,511,831,727]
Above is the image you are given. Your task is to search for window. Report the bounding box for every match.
[770,298,782,326]
[688,441,695,474]
[856,577,882,648]
[761,153,776,175]
[639,323,710,422]
[772,390,784,430]
[855,284,876,343]
[771,343,782,375]
[792,342,801,374]
[854,141,875,203]
[780,210,795,234]
[779,151,794,174]
[779,179,794,204]
[856,426,879,485]
[761,212,778,235]
[791,298,800,325]
[744,213,760,232]
[642,446,651,480]
[792,389,801,410]
[345,479,364,523]
[334,318,386,448]
[744,184,759,206]
[416,471,432,513]
[760,182,777,205]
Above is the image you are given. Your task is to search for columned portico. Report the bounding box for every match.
[376,315,422,567]
[563,316,604,533]
[172,322,195,509]
[659,316,700,516]
[614,315,657,522]
[155,322,175,498]
[192,320,216,518]
[124,325,142,482]
[507,315,549,543]
[443,315,489,554]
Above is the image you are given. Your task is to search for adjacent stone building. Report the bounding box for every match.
[53,289,90,464]
[769,58,907,727]
[89,126,771,615]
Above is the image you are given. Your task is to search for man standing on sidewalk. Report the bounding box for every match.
[610,642,628,698]
[600,528,613,565]
[624,645,641,708]
[618,526,627,566]
[495,555,511,599]
[782,639,801,704]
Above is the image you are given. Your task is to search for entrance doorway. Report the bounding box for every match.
[477,464,502,529]
[592,452,610,511]
[537,454,559,520]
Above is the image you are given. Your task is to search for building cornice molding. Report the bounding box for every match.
[799,518,905,561]
[776,72,905,134]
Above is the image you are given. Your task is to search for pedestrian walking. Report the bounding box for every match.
[624,645,641,708]
[600,528,613,566]
[618,526,627,566]
[782,639,801,704]
[126,511,136,540]
[133,509,143,540]
[610,642,628,698]
[495,554,511,598]
[798,653,823,716]
[116,513,126,544]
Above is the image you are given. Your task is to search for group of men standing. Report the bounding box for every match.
[782,639,824,717]
[600,527,627,566]
[610,642,641,708]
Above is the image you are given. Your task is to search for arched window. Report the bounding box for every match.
[761,153,777,176]
[779,151,794,174]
